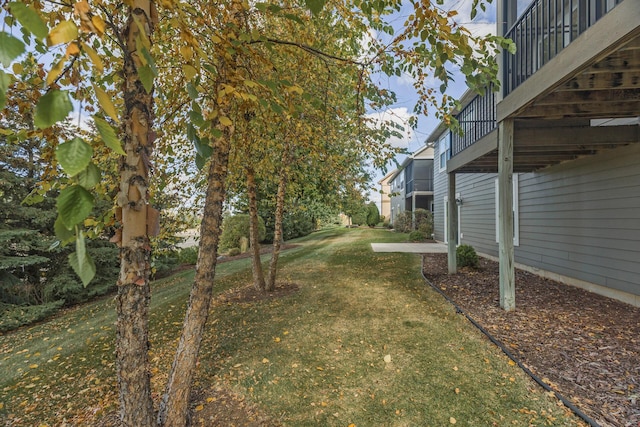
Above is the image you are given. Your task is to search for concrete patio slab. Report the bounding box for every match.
[371,242,448,253]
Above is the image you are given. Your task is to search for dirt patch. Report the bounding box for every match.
[422,253,640,427]
[217,282,300,304]
[188,386,280,427]
[217,244,300,264]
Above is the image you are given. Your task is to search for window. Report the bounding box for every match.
[495,174,519,246]
[438,132,451,172]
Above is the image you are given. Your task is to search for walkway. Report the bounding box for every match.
[370,242,448,253]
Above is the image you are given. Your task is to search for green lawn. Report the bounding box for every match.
[0,227,584,426]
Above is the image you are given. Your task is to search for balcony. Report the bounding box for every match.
[504,0,624,96]
[444,0,640,174]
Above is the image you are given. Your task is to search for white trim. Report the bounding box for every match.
[438,132,451,172]
[495,174,519,246]
[443,196,448,243]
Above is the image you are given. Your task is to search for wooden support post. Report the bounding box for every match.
[498,119,515,311]
[447,172,457,274]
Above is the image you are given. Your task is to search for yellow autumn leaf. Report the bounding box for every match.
[286,85,304,95]
[47,21,78,46]
[450,417,457,424]
[180,46,193,61]
[65,42,80,57]
[46,60,65,86]
[93,83,119,123]
[219,116,232,127]
[183,64,197,81]
[262,358,269,364]
[206,397,215,403]
[82,42,104,74]
[29,364,38,369]
[195,404,204,411]
[92,15,106,36]
[74,0,90,15]
[383,354,391,363]
[508,360,516,366]
[0,402,4,410]
[274,337,281,343]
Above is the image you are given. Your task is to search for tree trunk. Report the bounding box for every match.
[246,167,265,291]
[157,130,232,427]
[115,1,156,426]
[266,168,287,291]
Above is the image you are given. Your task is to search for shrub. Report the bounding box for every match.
[366,202,380,227]
[414,209,434,237]
[457,244,479,268]
[178,247,198,264]
[227,247,241,256]
[220,214,266,252]
[408,231,426,242]
[393,211,413,233]
[152,250,180,279]
[0,300,65,332]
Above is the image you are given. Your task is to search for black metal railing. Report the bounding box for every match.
[451,87,497,156]
[406,178,434,194]
[504,0,624,95]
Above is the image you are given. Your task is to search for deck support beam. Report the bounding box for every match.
[447,172,457,274]
[498,119,515,311]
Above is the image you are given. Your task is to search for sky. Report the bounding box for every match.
[365,0,498,207]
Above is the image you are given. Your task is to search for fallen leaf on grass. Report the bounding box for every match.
[195,404,204,411]
[450,417,457,424]
[384,354,391,363]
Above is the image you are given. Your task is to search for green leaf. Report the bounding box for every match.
[0,70,10,110]
[187,83,199,100]
[0,32,25,67]
[34,90,72,129]
[195,153,207,170]
[141,47,158,76]
[69,249,96,287]
[304,0,326,15]
[139,65,154,93]
[57,185,94,230]
[189,109,205,127]
[8,2,48,40]
[94,116,125,155]
[54,215,75,244]
[283,13,304,25]
[77,163,101,189]
[56,137,93,177]
[193,136,212,159]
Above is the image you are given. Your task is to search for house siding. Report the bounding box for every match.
[433,142,447,241]
[434,142,640,298]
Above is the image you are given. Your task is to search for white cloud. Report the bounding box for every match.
[366,106,418,149]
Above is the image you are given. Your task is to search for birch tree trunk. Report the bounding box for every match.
[158,129,232,427]
[246,167,266,291]
[115,1,156,425]
[266,167,287,291]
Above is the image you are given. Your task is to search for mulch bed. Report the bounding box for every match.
[422,253,640,427]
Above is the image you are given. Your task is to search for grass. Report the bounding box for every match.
[0,227,584,426]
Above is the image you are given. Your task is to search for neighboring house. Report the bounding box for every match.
[387,145,435,226]
[378,170,394,221]
[431,0,640,309]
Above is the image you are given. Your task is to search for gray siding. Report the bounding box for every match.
[433,143,447,241]
[517,143,640,296]
[435,142,640,297]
